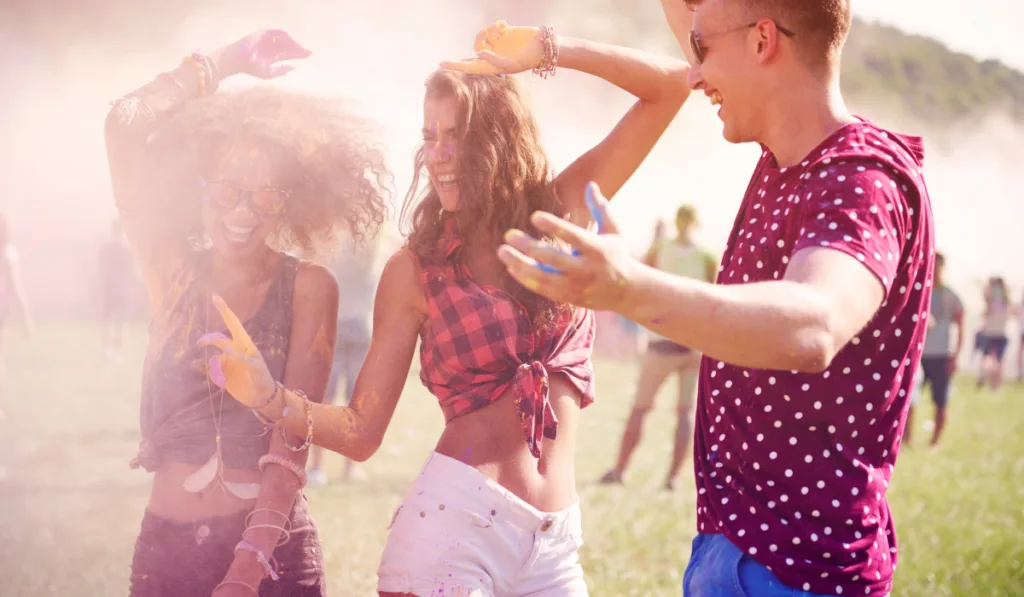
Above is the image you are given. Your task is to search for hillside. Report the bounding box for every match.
[553,2,1024,127]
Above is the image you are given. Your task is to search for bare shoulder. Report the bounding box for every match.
[378,247,427,317]
[293,259,340,307]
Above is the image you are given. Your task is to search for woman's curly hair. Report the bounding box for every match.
[145,86,392,259]
[401,70,571,330]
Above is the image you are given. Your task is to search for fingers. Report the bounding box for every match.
[475,50,518,73]
[529,211,603,256]
[584,182,620,234]
[209,354,227,388]
[266,63,297,78]
[210,295,258,353]
[197,331,233,351]
[497,245,573,300]
[503,230,582,274]
[439,58,502,75]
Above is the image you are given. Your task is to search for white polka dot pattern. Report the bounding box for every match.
[694,122,935,597]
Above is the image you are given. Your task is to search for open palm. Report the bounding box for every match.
[440,21,545,75]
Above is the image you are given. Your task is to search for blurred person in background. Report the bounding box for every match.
[105,29,389,597]
[307,234,380,485]
[0,212,33,421]
[904,252,963,448]
[977,276,1011,390]
[98,219,136,360]
[599,205,716,491]
[1017,288,1024,382]
[205,20,692,597]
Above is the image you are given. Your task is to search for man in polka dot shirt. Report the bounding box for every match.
[496,1,935,596]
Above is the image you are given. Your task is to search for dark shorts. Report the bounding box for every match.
[128,496,325,597]
[979,334,1009,361]
[649,339,692,355]
[919,356,952,408]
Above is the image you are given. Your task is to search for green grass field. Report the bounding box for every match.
[1,323,1021,596]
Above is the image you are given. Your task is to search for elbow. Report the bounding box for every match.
[789,332,836,374]
[787,312,841,374]
[346,432,383,463]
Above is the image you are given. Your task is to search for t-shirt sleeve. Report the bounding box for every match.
[792,161,910,293]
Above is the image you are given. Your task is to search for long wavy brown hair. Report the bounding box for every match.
[401,69,570,329]
[143,87,392,260]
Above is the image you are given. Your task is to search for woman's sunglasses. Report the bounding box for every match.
[200,179,288,218]
[689,21,795,65]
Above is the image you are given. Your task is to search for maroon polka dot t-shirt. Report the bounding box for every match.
[694,121,934,597]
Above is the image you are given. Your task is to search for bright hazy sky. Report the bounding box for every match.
[854,1,1023,70]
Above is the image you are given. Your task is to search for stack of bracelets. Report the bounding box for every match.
[180,52,220,96]
[532,26,559,79]
[213,386,312,596]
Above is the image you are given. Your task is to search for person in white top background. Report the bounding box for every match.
[0,212,34,421]
[599,205,717,491]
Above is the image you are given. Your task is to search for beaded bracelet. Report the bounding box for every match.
[280,390,314,452]
[533,26,559,79]
[181,52,218,96]
[235,540,280,581]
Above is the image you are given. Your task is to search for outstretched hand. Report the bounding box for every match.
[197,295,276,409]
[440,20,546,75]
[498,182,641,312]
[215,29,312,80]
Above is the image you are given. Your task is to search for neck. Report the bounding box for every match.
[675,234,693,246]
[761,76,856,168]
[209,245,274,285]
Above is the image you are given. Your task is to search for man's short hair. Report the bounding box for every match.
[685,0,852,69]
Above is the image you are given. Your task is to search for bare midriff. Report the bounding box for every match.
[146,464,261,522]
[434,374,582,514]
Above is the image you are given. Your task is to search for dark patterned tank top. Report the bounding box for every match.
[131,251,298,472]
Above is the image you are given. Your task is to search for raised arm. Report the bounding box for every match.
[440,22,691,226]
[104,30,310,311]
[660,0,699,66]
[552,38,691,225]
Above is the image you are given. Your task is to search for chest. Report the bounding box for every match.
[719,174,808,285]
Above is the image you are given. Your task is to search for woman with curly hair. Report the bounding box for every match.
[205,21,691,596]
[105,29,390,597]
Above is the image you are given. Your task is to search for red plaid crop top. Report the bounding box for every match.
[410,218,596,459]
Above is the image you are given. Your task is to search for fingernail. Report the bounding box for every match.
[197,332,220,344]
[504,229,526,242]
[537,262,563,274]
[209,357,226,387]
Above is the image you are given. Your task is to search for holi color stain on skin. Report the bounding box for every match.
[585,183,605,232]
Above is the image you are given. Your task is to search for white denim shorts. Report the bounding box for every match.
[377,451,588,597]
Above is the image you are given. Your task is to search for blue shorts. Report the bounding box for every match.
[683,534,845,597]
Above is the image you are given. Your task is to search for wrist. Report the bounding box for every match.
[257,384,288,422]
[208,47,237,82]
[226,551,265,583]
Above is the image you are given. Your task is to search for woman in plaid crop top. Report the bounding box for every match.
[208,21,692,596]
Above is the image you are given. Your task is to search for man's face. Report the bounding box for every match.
[686,0,774,144]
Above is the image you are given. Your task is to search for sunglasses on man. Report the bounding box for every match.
[689,20,795,64]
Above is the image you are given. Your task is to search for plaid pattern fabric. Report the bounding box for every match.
[411,219,596,458]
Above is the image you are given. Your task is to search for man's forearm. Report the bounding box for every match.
[624,265,837,371]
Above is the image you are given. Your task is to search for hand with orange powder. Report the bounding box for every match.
[198,295,277,409]
[440,20,551,75]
